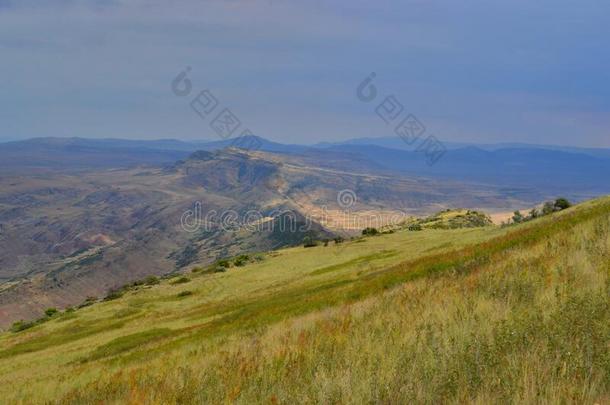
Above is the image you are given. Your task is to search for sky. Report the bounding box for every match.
[0,0,609,147]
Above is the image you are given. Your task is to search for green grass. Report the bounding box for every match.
[0,196,609,404]
[84,328,173,362]
[0,318,128,360]
[310,250,398,276]
[412,208,493,229]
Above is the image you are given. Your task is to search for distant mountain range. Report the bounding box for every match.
[2,135,609,200]
[315,136,610,159]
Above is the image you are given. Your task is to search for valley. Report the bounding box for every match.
[0,146,538,327]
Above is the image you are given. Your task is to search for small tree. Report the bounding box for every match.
[45,308,58,317]
[554,198,571,210]
[542,201,555,215]
[528,208,539,220]
[303,236,317,248]
[333,236,344,244]
[512,210,524,224]
[216,259,231,268]
[362,227,379,236]
[10,320,34,333]
[144,276,160,286]
[104,289,124,301]
[233,255,250,267]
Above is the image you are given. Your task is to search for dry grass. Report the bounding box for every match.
[1,197,609,404]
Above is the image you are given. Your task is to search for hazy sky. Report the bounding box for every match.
[1,0,609,147]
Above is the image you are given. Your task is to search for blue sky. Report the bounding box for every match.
[1,0,609,147]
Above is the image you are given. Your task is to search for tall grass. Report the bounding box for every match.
[52,201,610,404]
[0,198,607,403]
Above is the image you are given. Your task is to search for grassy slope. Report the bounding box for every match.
[0,197,609,404]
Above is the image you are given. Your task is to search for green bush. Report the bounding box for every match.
[362,227,379,236]
[170,277,190,285]
[45,308,58,317]
[542,201,556,215]
[129,280,143,288]
[78,296,98,309]
[233,255,250,267]
[10,307,62,333]
[144,276,160,286]
[103,290,124,301]
[408,224,423,231]
[512,210,524,224]
[216,259,230,268]
[177,290,193,298]
[303,236,318,248]
[554,197,571,210]
[10,320,35,333]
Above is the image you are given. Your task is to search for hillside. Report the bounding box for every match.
[407,208,493,230]
[0,196,608,403]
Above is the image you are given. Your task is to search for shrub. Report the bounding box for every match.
[144,276,160,286]
[408,224,423,231]
[323,239,329,247]
[303,236,318,248]
[45,308,58,317]
[554,197,571,210]
[129,279,144,288]
[177,290,193,298]
[233,255,250,267]
[512,210,524,224]
[542,201,556,215]
[214,266,227,273]
[333,236,344,244]
[78,296,98,308]
[11,307,64,333]
[170,277,190,285]
[216,259,230,268]
[103,289,124,301]
[362,227,379,236]
[10,320,35,333]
